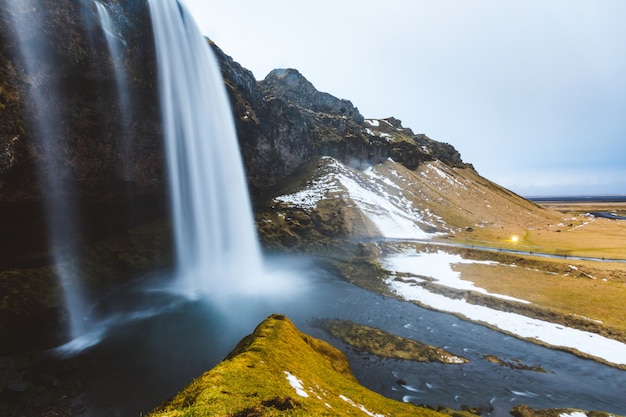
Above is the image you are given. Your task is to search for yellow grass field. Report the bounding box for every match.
[452,201,626,260]
[443,199,626,346]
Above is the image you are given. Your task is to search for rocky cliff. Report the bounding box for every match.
[0,0,490,354]
[0,0,166,267]
[211,43,468,201]
[0,0,471,260]
[0,0,162,202]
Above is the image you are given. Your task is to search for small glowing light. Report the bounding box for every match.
[511,235,519,243]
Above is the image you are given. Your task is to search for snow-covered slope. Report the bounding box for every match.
[273,157,446,239]
[269,155,561,243]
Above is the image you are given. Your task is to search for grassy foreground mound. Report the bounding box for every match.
[148,314,452,417]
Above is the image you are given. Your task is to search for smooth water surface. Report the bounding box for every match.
[64,256,625,417]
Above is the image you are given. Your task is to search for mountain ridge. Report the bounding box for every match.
[209,44,568,256]
[211,42,470,202]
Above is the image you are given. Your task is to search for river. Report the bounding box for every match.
[50,255,626,417]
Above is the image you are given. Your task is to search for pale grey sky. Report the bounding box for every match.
[183,0,626,197]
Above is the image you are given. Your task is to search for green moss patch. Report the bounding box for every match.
[148,314,451,417]
[316,319,468,364]
[511,405,623,417]
[482,355,550,373]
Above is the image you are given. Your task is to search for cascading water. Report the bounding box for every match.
[5,0,152,353]
[4,0,281,357]
[4,0,88,345]
[94,1,134,177]
[149,0,264,298]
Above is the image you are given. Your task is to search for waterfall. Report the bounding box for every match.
[94,1,134,178]
[4,0,88,344]
[149,0,264,298]
[4,0,270,356]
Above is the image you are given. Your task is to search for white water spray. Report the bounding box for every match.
[149,0,264,298]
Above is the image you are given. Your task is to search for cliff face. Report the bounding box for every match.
[0,0,166,266]
[0,0,470,224]
[212,44,468,200]
[0,0,472,208]
[0,0,163,202]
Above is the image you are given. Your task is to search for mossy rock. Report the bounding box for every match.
[316,319,469,364]
[510,405,623,417]
[483,355,549,373]
[148,314,452,417]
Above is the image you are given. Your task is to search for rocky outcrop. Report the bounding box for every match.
[510,405,623,417]
[212,45,469,200]
[260,68,364,124]
[372,117,467,170]
[148,314,449,417]
[212,47,389,199]
[0,0,167,266]
[0,0,163,202]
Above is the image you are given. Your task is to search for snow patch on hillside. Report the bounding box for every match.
[273,157,442,239]
[384,250,529,303]
[384,249,626,367]
[284,371,309,397]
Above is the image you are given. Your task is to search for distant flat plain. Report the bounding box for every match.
[534,195,626,217]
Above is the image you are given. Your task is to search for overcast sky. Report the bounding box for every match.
[182,0,626,197]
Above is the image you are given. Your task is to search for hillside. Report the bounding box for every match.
[212,45,469,201]
[213,47,626,262]
[241,69,626,374]
[147,314,624,417]
[255,148,563,253]
[147,314,462,417]
[210,48,570,253]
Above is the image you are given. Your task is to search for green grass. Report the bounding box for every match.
[316,319,468,364]
[148,314,458,417]
[454,260,626,342]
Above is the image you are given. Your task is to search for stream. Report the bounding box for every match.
[50,256,625,417]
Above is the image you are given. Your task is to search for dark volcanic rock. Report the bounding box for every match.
[0,0,167,266]
[212,45,391,198]
[260,68,364,124]
[212,46,469,200]
[0,0,163,203]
